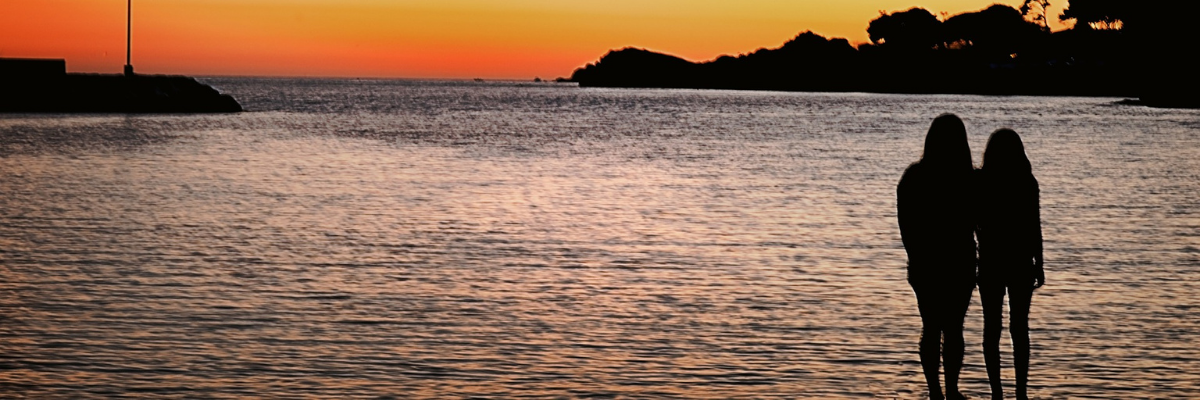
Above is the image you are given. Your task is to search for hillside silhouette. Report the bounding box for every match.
[569,2,1200,108]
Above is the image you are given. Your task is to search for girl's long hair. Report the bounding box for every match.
[920,113,974,173]
[981,128,1032,175]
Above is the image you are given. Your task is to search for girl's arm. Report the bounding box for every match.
[1032,178,1045,288]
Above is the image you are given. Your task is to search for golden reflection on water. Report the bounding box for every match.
[1,84,1199,398]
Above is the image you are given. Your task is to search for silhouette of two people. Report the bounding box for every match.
[898,114,1044,400]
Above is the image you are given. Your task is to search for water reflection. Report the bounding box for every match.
[1,81,1198,398]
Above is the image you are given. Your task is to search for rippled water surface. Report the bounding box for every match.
[2,79,1198,398]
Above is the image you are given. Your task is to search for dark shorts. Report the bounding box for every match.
[909,274,976,328]
[978,257,1036,288]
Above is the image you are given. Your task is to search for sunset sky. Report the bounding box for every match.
[2,0,1071,79]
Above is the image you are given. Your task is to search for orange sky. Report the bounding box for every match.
[1,0,1070,79]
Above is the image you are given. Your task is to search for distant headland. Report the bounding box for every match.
[0,58,242,113]
[568,3,1200,108]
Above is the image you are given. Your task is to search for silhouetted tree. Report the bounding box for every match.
[1021,0,1052,31]
[1064,0,1200,107]
[1059,0,1128,30]
[943,5,1046,60]
[705,31,859,90]
[867,8,943,51]
[772,31,858,62]
[567,1,1194,105]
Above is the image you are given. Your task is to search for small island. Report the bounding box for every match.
[0,58,242,113]
[568,3,1199,108]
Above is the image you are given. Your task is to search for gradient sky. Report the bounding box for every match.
[2,0,1071,79]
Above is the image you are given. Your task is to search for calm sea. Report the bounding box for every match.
[1,78,1198,399]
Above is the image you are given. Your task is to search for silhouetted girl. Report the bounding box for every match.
[976,129,1044,400]
[897,114,977,400]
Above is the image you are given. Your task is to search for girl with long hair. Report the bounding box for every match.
[897,114,978,400]
[976,129,1044,400]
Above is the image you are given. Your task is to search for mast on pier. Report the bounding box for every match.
[124,0,134,76]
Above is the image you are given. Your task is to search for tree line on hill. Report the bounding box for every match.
[567,1,1199,107]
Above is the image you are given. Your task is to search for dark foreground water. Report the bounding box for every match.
[1,79,1198,398]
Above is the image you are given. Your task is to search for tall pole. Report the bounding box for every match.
[124,0,134,76]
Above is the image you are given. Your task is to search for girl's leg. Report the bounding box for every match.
[941,282,974,400]
[1008,284,1034,400]
[979,283,1006,399]
[913,284,945,400]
